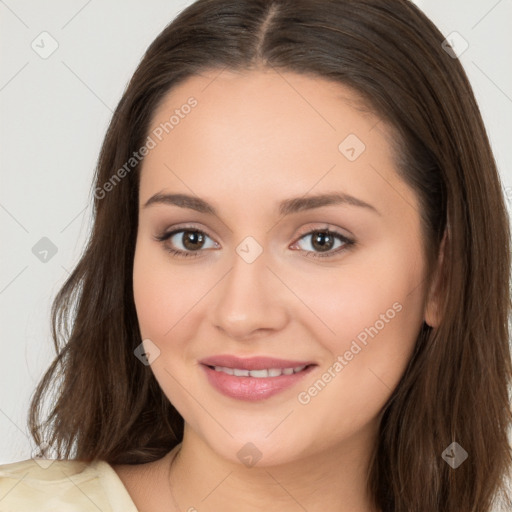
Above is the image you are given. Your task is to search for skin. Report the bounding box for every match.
[113,67,443,512]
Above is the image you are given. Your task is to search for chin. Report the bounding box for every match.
[201,431,309,468]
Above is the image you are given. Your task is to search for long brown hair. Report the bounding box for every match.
[29,1,512,510]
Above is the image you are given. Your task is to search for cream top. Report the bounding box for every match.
[0,457,139,511]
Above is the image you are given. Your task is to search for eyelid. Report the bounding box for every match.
[154,222,216,240]
[153,225,220,250]
[293,222,352,240]
[290,223,355,258]
[154,222,355,259]
[155,222,352,240]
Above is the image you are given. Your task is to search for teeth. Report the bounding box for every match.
[213,365,307,377]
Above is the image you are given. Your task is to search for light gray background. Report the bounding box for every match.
[1,0,511,465]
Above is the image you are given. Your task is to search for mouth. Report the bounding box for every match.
[199,359,317,401]
[204,363,313,378]
[199,354,317,371]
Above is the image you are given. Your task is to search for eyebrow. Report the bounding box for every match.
[142,191,380,216]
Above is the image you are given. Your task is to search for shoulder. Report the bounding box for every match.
[0,458,138,511]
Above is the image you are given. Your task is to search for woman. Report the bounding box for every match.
[1,0,511,511]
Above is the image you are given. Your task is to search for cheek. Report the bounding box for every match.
[132,240,203,412]
[133,241,181,345]
[133,238,203,339]
[294,241,425,426]
[293,241,425,355]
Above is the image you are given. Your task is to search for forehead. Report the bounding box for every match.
[139,68,417,220]
[147,68,383,146]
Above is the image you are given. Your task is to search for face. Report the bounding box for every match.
[133,68,435,466]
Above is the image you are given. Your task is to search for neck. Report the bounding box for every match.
[168,424,380,512]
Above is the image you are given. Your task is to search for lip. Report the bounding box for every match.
[199,355,317,402]
[199,354,316,371]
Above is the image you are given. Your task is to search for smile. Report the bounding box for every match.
[201,363,316,401]
[210,365,307,377]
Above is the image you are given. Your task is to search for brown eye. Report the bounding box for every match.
[310,231,336,252]
[181,230,206,250]
[292,229,355,259]
[154,228,218,258]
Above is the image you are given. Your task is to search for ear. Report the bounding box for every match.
[424,229,447,329]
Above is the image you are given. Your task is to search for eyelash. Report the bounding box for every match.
[154,225,356,260]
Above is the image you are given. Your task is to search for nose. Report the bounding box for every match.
[210,243,290,341]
